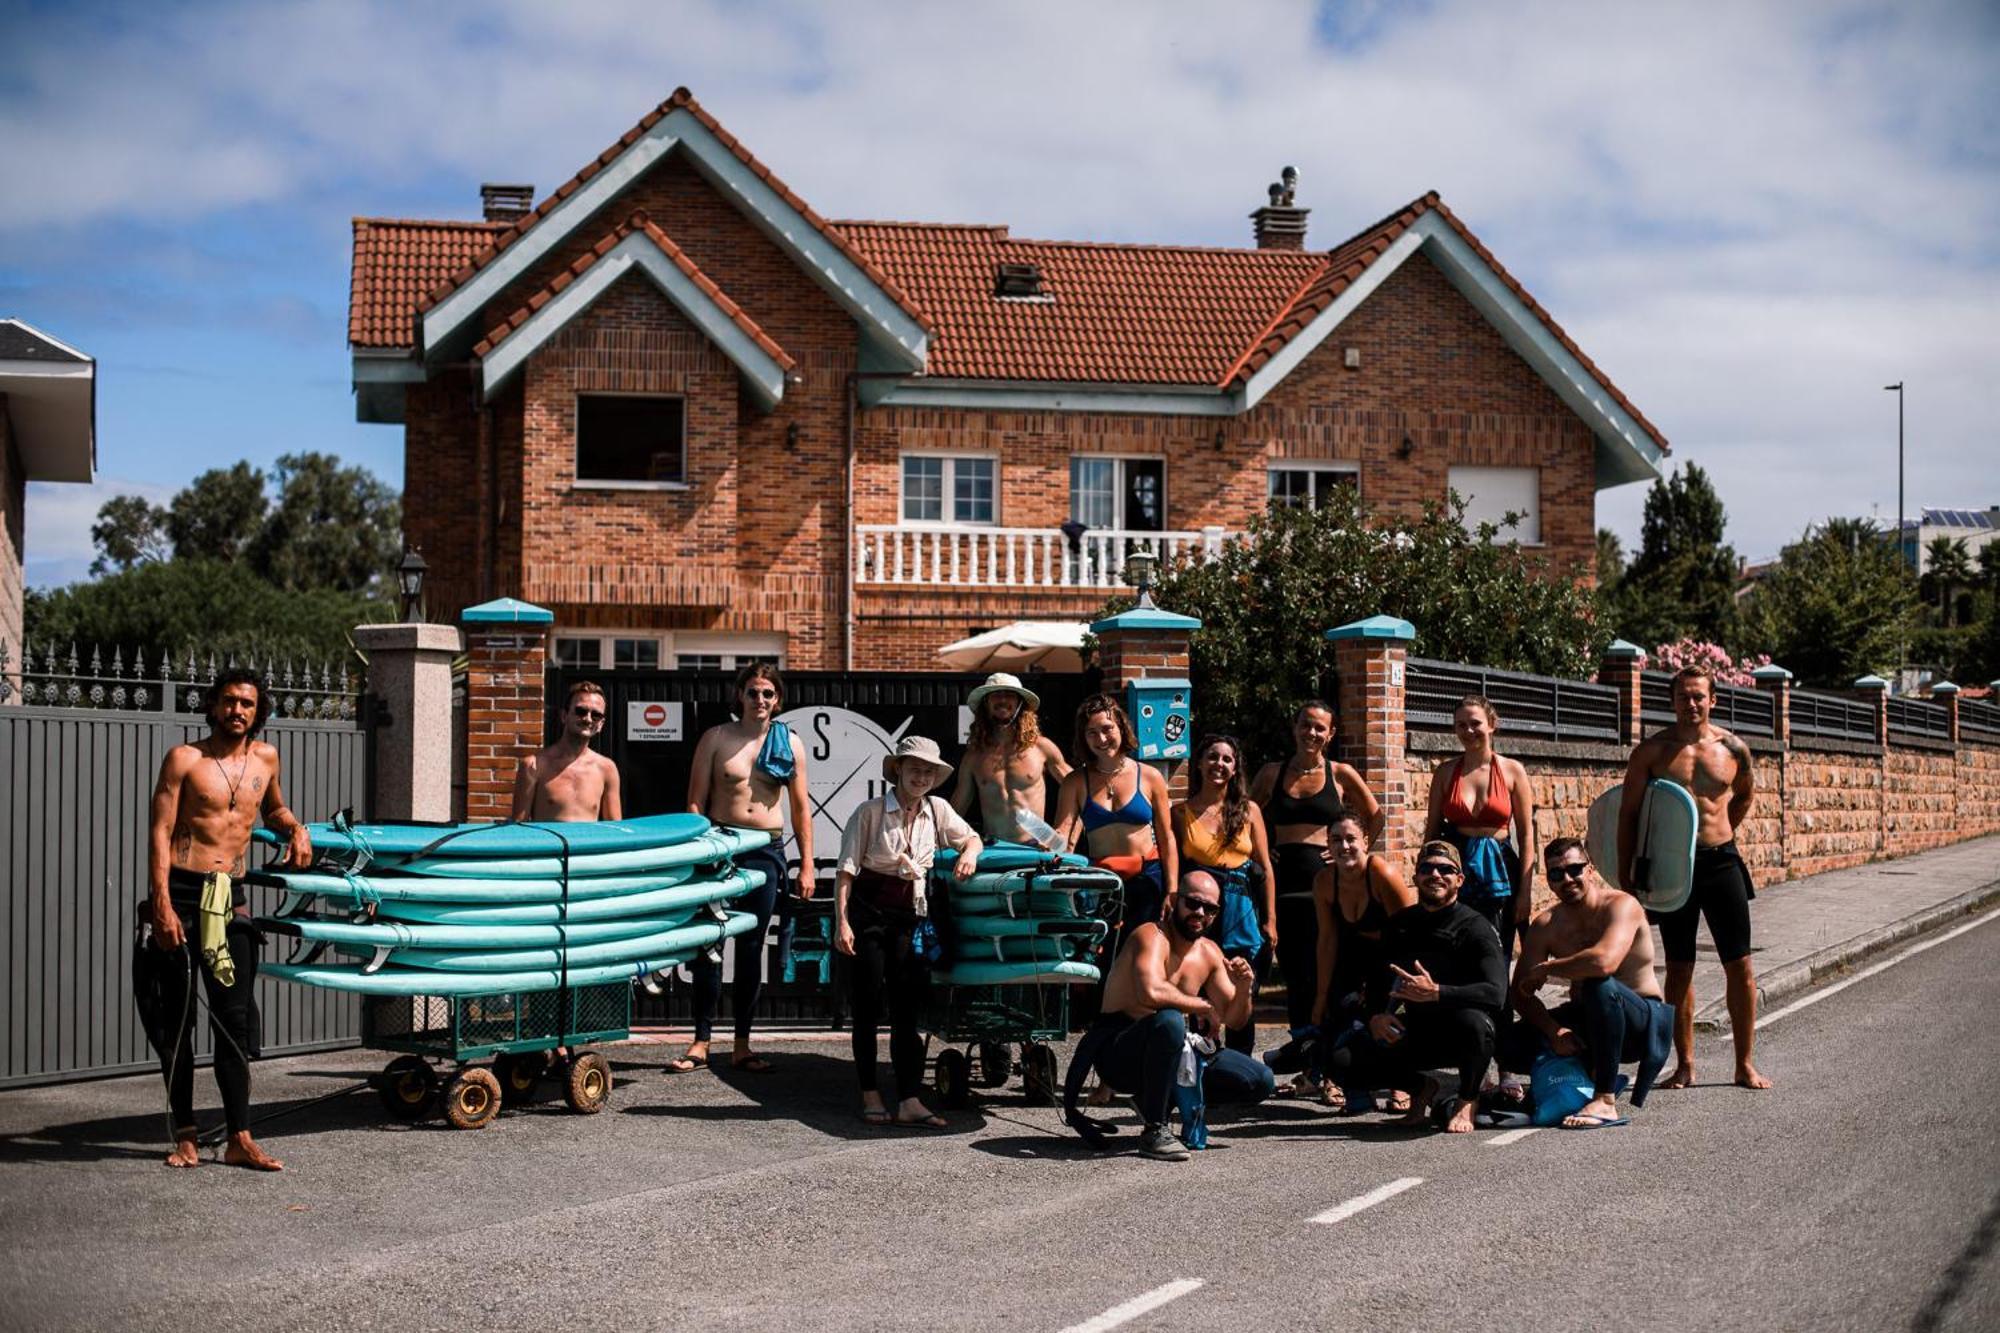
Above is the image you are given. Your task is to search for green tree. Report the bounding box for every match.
[165,461,269,562]
[1740,517,1922,686]
[1595,527,1626,593]
[250,452,401,594]
[1921,536,1975,626]
[89,494,169,575]
[1091,488,1605,761]
[1615,463,1739,649]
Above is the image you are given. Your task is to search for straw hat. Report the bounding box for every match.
[881,735,954,783]
[965,671,1040,713]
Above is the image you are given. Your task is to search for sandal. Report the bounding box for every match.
[731,1054,775,1073]
[894,1111,949,1130]
[859,1107,892,1126]
[665,1054,708,1074]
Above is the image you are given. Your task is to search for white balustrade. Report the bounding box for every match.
[854,525,1230,589]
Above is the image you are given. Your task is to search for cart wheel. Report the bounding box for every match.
[564,1050,613,1115]
[977,1041,1014,1088]
[493,1051,547,1106]
[442,1067,503,1130]
[376,1055,439,1121]
[1022,1043,1059,1106]
[935,1048,972,1108]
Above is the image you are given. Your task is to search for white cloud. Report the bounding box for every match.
[24,475,176,588]
[1,0,1993,557]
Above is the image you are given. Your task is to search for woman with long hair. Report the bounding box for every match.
[1311,806,1418,1110]
[1172,733,1277,1055]
[1249,699,1382,1087]
[1052,694,1178,938]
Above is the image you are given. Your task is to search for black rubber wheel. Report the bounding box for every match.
[977,1041,1014,1088]
[442,1067,503,1130]
[935,1048,972,1108]
[564,1050,612,1114]
[493,1051,547,1106]
[376,1055,439,1121]
[1022,1043,1059,1106]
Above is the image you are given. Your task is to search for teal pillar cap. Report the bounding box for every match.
[462,597,555,625]
[1091,606,1202,634]
[1852,674,1890,690]
[1602,638,1647,660]
[1929,681,1959,697]
[1749,665,1794,683]
[1324,615,1415,643]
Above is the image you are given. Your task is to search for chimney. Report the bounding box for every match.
[1250,166,1309,250]
[481,183,535,223]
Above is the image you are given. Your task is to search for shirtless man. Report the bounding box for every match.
[1620,662,1770,1090]
[1065,871,1265,1161]
[676,662,812,1073]
[511,680,621,822]
[950,673,1071,844]
[142,669,311,1170]
[1508,838,1674,1128]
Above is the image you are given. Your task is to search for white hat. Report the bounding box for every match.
[881,735,954,783]
[966,671,1040,713]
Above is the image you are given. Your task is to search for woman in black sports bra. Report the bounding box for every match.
[1249,700,1384,1080]
[1311,806,1416,1110]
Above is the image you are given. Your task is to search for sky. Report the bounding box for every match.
[4,0,1995,588]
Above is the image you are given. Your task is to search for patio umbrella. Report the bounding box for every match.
[936,621,1087,672]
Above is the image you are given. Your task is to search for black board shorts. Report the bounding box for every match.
[1651,841,1754,964]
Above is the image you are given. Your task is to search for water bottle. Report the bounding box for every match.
[1012,807,1068,855]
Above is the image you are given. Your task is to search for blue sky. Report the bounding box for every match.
[4,0,1995,586]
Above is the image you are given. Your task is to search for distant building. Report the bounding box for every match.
[1,319,97,689]
[1894,507,1998,573]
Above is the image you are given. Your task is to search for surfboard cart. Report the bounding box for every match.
[361,981,632,1130]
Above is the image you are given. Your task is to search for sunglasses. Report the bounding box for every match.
[572,707,604,720]
[1178,899,1221,917]
[1415,861,1460,878]
[1549,863,1588,881]
[744,688,779,700]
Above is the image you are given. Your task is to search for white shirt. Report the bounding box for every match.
[837,790,982,913]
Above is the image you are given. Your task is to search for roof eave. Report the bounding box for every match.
[0,356,96,482]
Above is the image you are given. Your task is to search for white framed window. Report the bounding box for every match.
[554,632,784,672]
[1268,462,1359,509]
[1069,456,1165,532]
[612,637,661,670]
[900,454,996,525]
[553,637,599,669]
[575,393,687,487]
[1449,465,1541,544]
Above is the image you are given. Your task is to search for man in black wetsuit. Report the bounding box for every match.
[1322,839,1506,1134]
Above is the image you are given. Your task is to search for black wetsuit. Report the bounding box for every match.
[135,867,261,1137]
[1653,840,1754,964]
[1324,901,1505,1103]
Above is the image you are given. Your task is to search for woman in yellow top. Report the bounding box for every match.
[1172,733,1277,1056]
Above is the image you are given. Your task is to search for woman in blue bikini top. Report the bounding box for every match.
[1052,694,1178,931]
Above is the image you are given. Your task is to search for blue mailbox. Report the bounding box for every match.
[1126,677,1192,761]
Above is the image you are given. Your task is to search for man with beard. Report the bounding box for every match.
[951,673,1070,845]
[511,679,622,821]
[1065,870,1268,1161]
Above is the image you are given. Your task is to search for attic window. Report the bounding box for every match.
[994,262,1051,301]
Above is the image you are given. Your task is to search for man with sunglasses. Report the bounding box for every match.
[1074,870,1266,1160]
[1504,838,1671,1128]
[511,679,622,822]
[1323,840,1506,1134]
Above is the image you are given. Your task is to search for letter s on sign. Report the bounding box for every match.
[811,711,833,761]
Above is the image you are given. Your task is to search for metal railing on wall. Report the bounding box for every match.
[1789,688,1880,745]
[0,639,358,719]
[1638,671,1777,739]
[1960,700,2000,746]
[1406,657,1622,744]
[1886,695,1952,746]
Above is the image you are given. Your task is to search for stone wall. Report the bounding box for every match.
[1883,743,1961,858]
[1782,742,1884,880]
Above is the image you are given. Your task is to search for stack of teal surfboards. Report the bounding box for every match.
[932,843,1122,986]
[248,814,771,996]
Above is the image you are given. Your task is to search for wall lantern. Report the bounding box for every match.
[397,546,429,623]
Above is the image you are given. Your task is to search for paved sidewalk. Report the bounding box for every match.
[1684,835,2000,1029]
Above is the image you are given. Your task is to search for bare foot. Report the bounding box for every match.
[1562,1093,1621,1129]
[1397,1079,1438,1127]
[222,1133,284,1172]
[1444,1098,1479,1134]
[1735,1064,1773,1090]
[1086,1082,1114,1107]
[1659,1064,1695,1090]
[164,1132,200,1168]
[1386,1089,1413,1114]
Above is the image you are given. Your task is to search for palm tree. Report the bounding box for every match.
[1925,536,1974,626]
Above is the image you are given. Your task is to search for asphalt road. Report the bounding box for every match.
[2,911,1996,1333]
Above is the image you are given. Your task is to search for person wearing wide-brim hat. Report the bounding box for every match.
[835,736,984,1129]
[951,673,1072,846]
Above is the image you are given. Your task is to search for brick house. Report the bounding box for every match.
[348,89,1667,672]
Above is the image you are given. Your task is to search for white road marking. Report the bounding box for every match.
[1757,907,2000,1030]
[1486,1127,1541,1147]
[1308,1175,1425,1224]
[1058,1279,1204,1333]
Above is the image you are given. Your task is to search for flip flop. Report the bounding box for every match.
[1561,1113,1630,1130]
[731,1054,776,1073]
[859,1108,892,1126]
[665,1054,708,1074]
[894,1112,949,1130]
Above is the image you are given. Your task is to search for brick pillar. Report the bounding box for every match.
[1325,615,1415,855]
[1597,639,1648,746]
[462,598,553,823]
[1931,681,1960,744]
[1091,600,1201,798]
[1752,663,1794,746]
[1853,674,1890,747]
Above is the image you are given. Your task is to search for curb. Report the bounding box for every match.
[1694,878,2000,1033]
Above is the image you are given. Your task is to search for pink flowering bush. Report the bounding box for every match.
[1650,638,1771,687]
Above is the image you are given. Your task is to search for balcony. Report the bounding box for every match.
[854,524,1229,590]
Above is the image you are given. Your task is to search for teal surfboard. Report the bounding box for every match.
[933,842,1088,875]
[955,868,1122,896]
[394,826,770,879]
[949,887,1115,918]
[332,913,756,972]
[950,936,1091,965]
[255,812,715,859]
[307,874,761,926]
[950,913,1107,941]
[932,959,1101,986]
[264,913,681,952]
[1585,779,1698,913]
[248,865,703,905]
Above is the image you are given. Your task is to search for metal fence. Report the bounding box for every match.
[1961,699,2000,746]
[1406,657,1622,743]
[1,641,369,1087]
[1638,671,1777,739]
[1789,689,1880,745]
[1886,695,1952,746]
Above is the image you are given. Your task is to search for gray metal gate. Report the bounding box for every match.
[0,642,369,1087]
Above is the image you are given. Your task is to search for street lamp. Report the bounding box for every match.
[396,546,429,623]
[1885,381,1905,568]
[1122,548,1159,610]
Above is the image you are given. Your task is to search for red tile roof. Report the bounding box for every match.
[349,218,507,348]
[415,87,931,335]
[472,212,793,371]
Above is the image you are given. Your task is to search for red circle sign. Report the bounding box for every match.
[643,704,666,726]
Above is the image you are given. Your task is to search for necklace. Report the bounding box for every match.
[211,748,248,810]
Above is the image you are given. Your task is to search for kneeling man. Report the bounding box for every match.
[1507,837,1672,1128]
[1070,871,1269,1160]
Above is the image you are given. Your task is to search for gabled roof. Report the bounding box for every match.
[351,219,506,348]
[473,212,795,409]
[0,318,89,363]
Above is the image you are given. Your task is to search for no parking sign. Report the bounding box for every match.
[625,700,684,741]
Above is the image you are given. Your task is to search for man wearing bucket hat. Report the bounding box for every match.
[952,672,1071,847]
[835,736,983,1128]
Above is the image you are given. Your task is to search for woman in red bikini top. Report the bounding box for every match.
[1421,692,1537,950]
